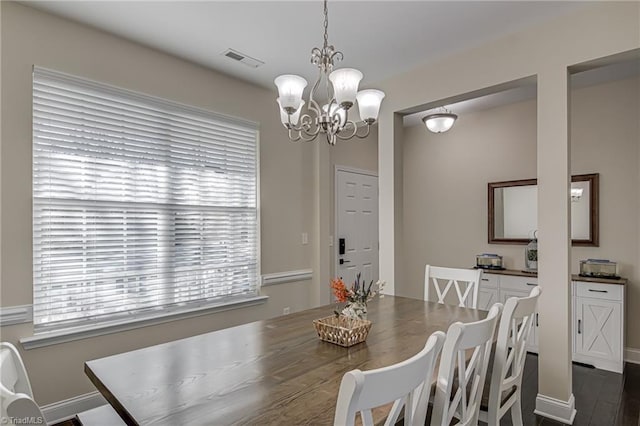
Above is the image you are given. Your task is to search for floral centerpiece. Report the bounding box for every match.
[330,273,385,320]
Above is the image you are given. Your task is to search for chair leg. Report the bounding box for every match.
[510,393,524,426]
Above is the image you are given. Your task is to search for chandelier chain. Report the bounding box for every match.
[323,0,329,49]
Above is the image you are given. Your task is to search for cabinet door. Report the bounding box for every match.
[575,297,621,361]
[478,287,499,311]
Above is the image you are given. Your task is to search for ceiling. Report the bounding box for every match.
[24,1,637,127]
[25,0,587,91]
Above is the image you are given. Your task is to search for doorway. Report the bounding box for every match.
[335,167,379,288]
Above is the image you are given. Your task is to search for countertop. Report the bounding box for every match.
[479,268,627,286]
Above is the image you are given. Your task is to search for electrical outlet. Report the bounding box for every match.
[301,232,308,245]
[283,307,291,315]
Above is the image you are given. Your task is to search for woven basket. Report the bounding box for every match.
[313,315,372,347]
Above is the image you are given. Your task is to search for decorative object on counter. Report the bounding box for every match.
[525,232,538,272]
[579,259,619,279]
[330,273,385,320]
[475,253,505,270]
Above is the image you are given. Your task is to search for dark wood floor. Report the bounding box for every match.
[54,354,639,426]
[500,354,640,426]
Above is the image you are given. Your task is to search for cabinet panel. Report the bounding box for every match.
[500,275,538,292]
[575,297,622,362]
[576,282,623,302]
[479,273,499,289]
[478,287,498,311]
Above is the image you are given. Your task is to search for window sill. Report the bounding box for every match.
[20,295,268,350]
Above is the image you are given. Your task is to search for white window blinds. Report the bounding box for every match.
[32,67,259,332]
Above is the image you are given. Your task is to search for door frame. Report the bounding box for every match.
[334,165,379,280]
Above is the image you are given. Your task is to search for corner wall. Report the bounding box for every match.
[0,2,314,405]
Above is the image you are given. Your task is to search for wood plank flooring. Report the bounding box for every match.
[54,354,639,426]
[504,354,639,426]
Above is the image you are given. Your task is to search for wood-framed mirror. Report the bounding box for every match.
[488,173,599,246]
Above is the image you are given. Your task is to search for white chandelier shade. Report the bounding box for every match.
[274,75,308,111]
[277,98,305,126]
[356,89,386,123]
[274,0,384,145]
[328,68,363,108]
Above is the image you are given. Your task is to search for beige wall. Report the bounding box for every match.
[0,2,316,405]
[402,76,640,348]
[376,0,639,409]
[0,1,381,406]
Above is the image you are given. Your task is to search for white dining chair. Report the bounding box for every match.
[1,341,123,426]
[334,331,446,426]
[480,286,542,426]
[430,303,502,426]
[0,342,46,425]
[424,265,483,309]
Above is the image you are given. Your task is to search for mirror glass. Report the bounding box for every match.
[488,173,599,246]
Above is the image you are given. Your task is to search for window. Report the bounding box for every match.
[32,67,259,333]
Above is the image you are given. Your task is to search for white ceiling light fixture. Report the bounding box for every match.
[422,108,458,133]
[274,0,385,145]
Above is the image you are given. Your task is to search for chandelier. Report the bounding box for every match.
[274,0,385,145]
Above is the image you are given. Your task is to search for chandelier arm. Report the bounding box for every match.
[353,123,372,139]
[293,128,320,142]
[309,69,324,110]
[334,121,359,140]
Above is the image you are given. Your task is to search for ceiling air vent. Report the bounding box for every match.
[221,48,264,68]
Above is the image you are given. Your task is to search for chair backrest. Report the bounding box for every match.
[1,342,46,425]
[334,331,446,426]
[424,265,482,309]
[486,286,542,423]
[430,303,503,426]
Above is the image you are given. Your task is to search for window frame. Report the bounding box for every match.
[31,67,262,336]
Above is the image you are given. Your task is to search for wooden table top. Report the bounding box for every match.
[85,296,487,426]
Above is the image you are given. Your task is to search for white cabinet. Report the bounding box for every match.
[478,273,499,311]
[480,271,625,373]
[573,281,624,373]
[478,287,499,311]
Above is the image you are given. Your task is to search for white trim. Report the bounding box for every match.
[624,347,640,365]
[0,304,33,326]
[20,295,267,350]
[261,269,312,287]
[41,391,106,424]
[534,393,576,424]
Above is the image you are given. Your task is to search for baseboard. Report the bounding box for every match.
[534,393,576,424]
[40,391,106,424]
[625,347,640,365]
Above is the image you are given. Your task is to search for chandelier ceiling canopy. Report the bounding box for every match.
[274,0,385,145]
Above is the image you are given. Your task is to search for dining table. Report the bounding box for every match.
[84,295,487,425]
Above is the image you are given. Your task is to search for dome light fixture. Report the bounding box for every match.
[422,108,458,133]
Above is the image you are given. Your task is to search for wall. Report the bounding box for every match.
[0,2,315,405]
[401,76,640,346]
[377,2,638,407]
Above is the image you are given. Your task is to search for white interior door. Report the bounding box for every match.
[335,168,379,288]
